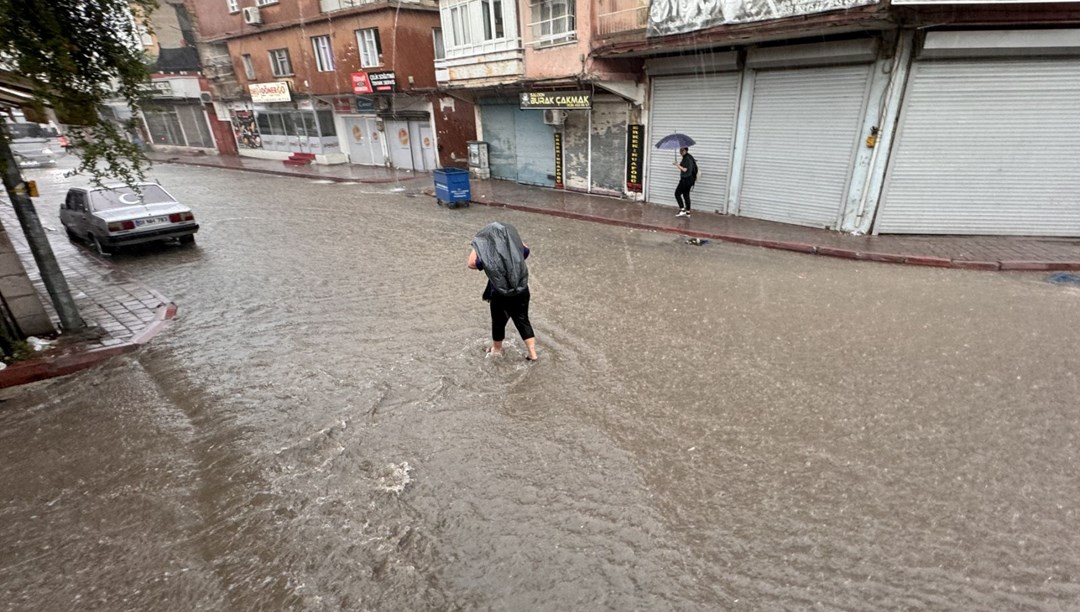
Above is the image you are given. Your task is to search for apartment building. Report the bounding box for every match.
[438,0,1080,237]
[187,0,475,170]
[138,0,233,155]
[435,0,642,194]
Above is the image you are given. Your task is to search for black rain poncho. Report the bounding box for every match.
[472,222,529,297]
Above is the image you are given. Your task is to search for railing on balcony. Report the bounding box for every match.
[595,0,649,36]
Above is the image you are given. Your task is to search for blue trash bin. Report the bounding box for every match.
[433,168,471,209]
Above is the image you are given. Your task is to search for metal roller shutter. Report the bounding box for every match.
[480,104,517,181]
[646,73,740,213]
[876,59,1080,236]
[515,109,555,187]
[738,64,871,228]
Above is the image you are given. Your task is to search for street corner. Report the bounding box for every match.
[0,301,178,390]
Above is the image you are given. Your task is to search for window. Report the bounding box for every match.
[312,35,334,72]
[256,0,278,6]
[448,5,471,48]
[268,48,293,76]
[530,0,575,46]
[227,0,239,13]
[241,54,255,80]
[356,29,381,68]
[481,0,505,40]
[433,28,445,61]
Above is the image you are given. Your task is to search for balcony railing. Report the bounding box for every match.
[595,0,648,36]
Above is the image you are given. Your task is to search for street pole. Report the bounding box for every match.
[0,136,85,331]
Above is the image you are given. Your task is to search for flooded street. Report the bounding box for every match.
[2,163,1078,610]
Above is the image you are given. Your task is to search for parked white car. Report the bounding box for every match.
[60,183,199,254]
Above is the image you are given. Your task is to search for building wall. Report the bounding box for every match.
[225,9,440,97]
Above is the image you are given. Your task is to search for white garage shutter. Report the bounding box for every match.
[738,64,872,228]
[646,73,740,213]
[877,59,1080,236]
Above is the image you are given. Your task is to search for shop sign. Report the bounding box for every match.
[520,91,592,110]
[352,71,397,94]
[332,97,353,113]
[297,99,314,111]
[351,72,372,94]
[625,124,644,193]
[355,96,376,113]
[249,81,291,103]
[553,132,564,189]
[368,72,397,92]
[648,0,875,36]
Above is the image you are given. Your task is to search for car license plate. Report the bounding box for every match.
[135,216,169,227]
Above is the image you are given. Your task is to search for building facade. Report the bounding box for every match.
[140,0,233,156]
[187,0,476,170]
[436,0,1080,237]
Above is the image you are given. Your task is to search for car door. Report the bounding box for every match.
[70,191,90,236]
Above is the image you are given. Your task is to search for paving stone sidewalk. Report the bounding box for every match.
[0,199,176,389]
[157,152,1080,271]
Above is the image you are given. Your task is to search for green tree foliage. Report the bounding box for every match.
[0,0,159,186]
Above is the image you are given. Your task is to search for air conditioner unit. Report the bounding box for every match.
[199,92,212,103]
[242,6,262,25]
[543,109,566,125]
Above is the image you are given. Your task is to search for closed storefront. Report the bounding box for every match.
[342,116,385,166]
[736,42,875,228]
[480,102,555,187]
[562,98,629,195]
[254,108,340,155]
[876,30,1080,236]
[646,70,740,213]
[144,102,215,149]
[384,117,437,172]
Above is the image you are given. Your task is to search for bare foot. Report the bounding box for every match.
[485,345,502,355]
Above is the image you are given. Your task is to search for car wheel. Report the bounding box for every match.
[179,234,196,246]
[91,234,114,255]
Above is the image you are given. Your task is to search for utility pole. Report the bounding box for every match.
[0,135,85,331]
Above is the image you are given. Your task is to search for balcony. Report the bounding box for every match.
[595,0,648,37]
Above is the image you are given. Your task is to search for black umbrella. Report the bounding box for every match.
[655,133,696,150]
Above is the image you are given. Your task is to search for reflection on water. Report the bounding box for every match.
[1,165,1078,610]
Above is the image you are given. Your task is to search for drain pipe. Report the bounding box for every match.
[855,34,908,227]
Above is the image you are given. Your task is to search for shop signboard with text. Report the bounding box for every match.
[249,81,291,103]
[352,71,398,94]
[520,91,592,110]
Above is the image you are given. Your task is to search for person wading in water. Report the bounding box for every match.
[467,222,538,361]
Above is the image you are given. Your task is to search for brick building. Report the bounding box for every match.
[187,0,475,170]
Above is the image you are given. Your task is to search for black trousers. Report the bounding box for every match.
[675,178,694,210]
[490,289,534,342]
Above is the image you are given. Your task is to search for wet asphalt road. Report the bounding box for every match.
[1,160,1078,610]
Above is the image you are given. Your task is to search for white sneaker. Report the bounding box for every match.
[676,210,687,217]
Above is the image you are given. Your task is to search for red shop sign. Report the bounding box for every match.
[351,72,372,95]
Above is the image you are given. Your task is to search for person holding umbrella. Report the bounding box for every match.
[673,146,698,217]
[655,133,698,217]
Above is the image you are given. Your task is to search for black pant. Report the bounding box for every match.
[490,289,534,342]
[675,178,694,211]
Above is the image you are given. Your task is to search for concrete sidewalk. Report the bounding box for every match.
[0,202,176,389]
[157,152,1080,271]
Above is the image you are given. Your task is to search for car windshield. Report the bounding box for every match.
[89,185,174,211]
